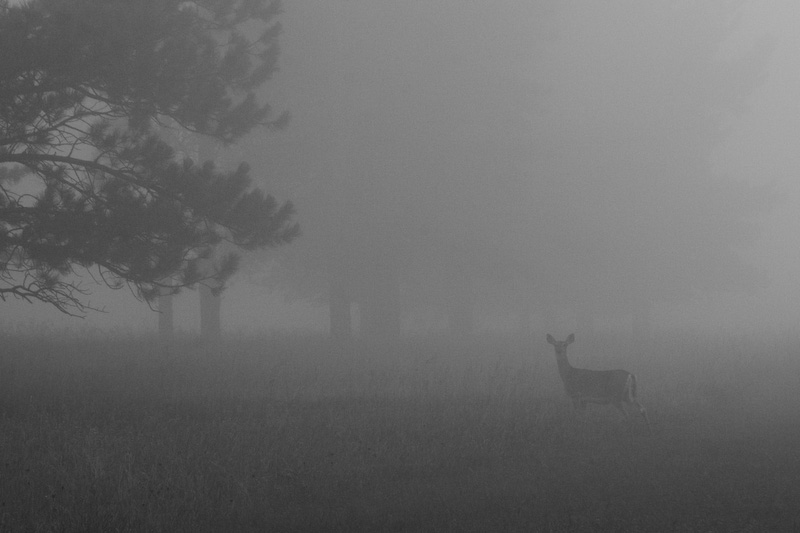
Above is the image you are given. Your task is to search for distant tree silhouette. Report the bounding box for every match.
[242,1,773,338]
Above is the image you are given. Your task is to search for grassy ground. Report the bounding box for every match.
[0,331,799,532]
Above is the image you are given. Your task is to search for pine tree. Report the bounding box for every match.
[0,0,298,315]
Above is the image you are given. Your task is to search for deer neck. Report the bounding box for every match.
[555,352,574,382]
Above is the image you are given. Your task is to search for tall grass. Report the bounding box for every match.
[1,331,798,531]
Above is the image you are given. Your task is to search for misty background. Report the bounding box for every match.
[4,0,799,338]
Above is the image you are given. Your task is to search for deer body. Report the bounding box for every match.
[546,334,650,432]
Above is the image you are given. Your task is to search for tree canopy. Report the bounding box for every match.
[0,0,298,315]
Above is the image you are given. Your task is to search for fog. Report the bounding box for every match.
[5,0,800,338]
[6,5,800,527]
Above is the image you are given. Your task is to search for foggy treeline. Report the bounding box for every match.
[1,1,788,339]
[228,0,775,340]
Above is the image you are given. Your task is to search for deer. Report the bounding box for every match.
[546,334,651,433]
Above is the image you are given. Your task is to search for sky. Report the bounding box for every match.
[3,0,800,337]
[708,0,800,332]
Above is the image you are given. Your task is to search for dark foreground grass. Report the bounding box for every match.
[1,332,799,532]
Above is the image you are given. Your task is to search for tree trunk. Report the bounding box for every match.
[200,283,221,342]
[157,291,174,353]
[329,273,352,340]
[576,307,595,336]
[362,269,400,341]
[632,300,652,343]
[515,306,533,336]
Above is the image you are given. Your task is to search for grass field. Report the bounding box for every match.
[1,331,799,532]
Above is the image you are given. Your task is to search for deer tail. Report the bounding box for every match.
[628,373,637,402]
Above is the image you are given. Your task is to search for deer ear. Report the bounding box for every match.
[546,334,555,345]
[566,333,575,343]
